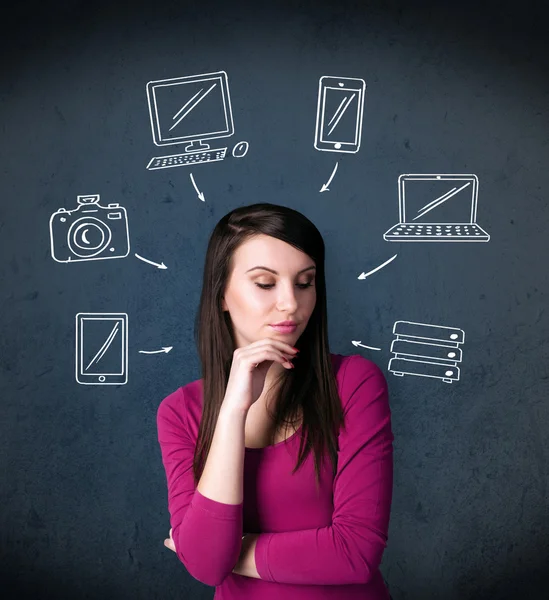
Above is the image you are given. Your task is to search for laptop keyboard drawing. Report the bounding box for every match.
[383,174,490,242]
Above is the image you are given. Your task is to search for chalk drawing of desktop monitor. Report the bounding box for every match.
[146,70,234,170]
[383,174,490,242]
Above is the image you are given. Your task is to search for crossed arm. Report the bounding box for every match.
[164,528,260,578]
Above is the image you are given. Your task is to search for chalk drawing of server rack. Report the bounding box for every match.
[388,321,465,384]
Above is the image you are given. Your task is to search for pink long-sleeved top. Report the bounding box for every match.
[157,353,394,599]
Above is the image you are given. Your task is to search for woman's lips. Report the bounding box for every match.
[269,324,297,334]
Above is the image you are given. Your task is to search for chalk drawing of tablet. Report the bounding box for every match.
[314,76,366,153]
[75,313,128,385]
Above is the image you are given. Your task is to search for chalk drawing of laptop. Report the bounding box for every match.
[383,174,490,242]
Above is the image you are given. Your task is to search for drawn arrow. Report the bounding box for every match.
[135,253,167,269]
[138,347,173,354]
[319,161,339,192]
[352,341,382,351]
[357,254,398,279]
[190,172,205,202]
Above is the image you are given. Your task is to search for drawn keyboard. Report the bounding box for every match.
[387,223,487,238]
[147,148,227,170]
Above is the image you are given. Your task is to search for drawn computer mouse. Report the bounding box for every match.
[232,141,249,158]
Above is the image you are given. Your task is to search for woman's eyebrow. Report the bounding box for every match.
[245,265,316,275]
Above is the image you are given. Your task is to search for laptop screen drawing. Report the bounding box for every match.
[401,177,476,224]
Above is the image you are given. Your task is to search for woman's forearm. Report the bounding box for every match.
[196,403,248,505]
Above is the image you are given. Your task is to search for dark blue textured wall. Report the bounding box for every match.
[1,1,548,598]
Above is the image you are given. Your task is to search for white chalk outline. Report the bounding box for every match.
[76,313,128,385]
[232,140,249,158]
[314,76,366,153]
[352,340,382,351]
[147,71,234,147]
[319,161,339,192]
[145,71,248,170]
[388,320,465,383]
[138,347,173,354]
[383,174,490,242]
[357,254,398,279]
[189,172,206,202]
[50,195,130,263]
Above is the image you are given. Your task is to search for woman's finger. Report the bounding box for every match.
[164,528,176,552]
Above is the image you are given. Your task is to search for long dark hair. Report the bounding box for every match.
[193,203,345,493]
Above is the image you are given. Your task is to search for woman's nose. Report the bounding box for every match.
[276,285,299,311]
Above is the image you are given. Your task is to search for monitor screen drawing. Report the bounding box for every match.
[146,71,234,148]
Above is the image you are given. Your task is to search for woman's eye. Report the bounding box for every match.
[255,282,314,289]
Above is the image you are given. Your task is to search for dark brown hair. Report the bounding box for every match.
[192,203,345,492]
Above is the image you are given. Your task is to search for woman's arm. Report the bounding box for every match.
[157,391,246,586]
[196,403,248,504]
[163,529,261,579]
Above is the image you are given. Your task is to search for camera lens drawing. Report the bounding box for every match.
[49,195,130,263]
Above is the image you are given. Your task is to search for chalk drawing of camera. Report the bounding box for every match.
[49,194,130,263]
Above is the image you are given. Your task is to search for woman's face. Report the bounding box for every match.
[222,234,317,349]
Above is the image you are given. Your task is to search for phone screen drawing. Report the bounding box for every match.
[314,76,366,153]
[76,313,128,384]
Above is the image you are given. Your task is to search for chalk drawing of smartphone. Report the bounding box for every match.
[75,313,128,385]
[314,76,366,153]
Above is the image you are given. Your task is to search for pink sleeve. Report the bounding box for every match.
[254,355,394,585]
[157,388,243,587]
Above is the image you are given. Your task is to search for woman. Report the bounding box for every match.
[157,202,394,599]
